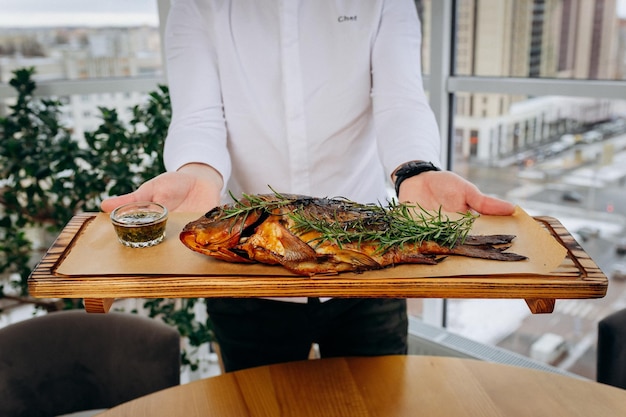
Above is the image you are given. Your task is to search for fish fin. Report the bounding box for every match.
[279,231,318,262]
[281,249,380,276]
[463,235,517,245]
[392,251,440,265]
[416,240,526,262]
[452,244,528,261]
[334,249,380,268]
[215,248,255,263]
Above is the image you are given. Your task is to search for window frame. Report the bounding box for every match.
[423,0,626,326]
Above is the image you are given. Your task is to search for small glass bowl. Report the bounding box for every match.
[110,202,168,248]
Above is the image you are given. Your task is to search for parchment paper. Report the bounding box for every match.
[56,206,567,278]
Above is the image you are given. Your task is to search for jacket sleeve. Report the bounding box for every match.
[371,0,442,176]
[162,0,232,186]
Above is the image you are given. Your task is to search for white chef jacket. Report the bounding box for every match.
[163,0,442,206]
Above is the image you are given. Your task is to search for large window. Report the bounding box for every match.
[0,0,164,137]
[413,0,626,380]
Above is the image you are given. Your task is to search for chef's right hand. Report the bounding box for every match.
[397,170,515,216]
[100,163,223,213]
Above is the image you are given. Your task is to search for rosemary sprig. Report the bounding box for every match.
[220,190,477,253]
[222,189,296,220]
[290,199,477,253]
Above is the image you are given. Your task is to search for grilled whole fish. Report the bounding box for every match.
[180,193,527,276]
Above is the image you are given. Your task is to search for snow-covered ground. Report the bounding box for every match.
[447,299,531,345]
[448,146,626,345]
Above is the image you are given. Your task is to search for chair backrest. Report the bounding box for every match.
[0,310,180,417]
[597,308,626,389]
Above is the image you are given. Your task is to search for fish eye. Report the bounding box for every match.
[204,207,222,219]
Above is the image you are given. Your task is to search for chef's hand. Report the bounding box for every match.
[100,163,222,213]
[397,170,515,215]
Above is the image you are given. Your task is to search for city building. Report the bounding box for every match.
[453,0,620,162]
[0,26,163,139]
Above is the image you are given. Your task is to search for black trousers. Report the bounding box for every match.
[205,298,408,372]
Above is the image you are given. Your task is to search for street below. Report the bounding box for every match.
[449,132,626,380]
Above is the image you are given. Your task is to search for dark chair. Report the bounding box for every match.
[597,308,626,390]
[0,310,180,417]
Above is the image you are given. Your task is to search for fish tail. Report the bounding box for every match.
[451,244,528,261]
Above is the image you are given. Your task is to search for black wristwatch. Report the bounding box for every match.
[393,161,441,196]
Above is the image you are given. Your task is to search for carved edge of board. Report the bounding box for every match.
[534,216,604,282]
[28,213,98,305]
[29,213,96,282]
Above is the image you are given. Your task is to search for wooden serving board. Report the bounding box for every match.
[28,212,607,314]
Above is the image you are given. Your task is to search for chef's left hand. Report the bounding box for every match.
[397,170,515,215]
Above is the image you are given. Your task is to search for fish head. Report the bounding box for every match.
[179,206,263,263]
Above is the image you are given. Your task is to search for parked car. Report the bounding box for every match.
[548,141,567,155]
[559,134,576,147]
[576,226,600,242]
[581,130,602,143]
[598,119,626,137]
[616,238,626,256]
[562,190,583,203]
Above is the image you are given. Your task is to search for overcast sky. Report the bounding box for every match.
[0,0,625,27]
[0,0,159,27]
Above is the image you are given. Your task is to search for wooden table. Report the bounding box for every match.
[28,213,607,314]
[96,355,626,417]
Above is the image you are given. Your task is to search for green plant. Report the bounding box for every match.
[0,67,213,370]
[0,67,168,295]
[0,68,102,299]
[83,86,169,197]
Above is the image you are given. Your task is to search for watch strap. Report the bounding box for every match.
[393,161,441,196]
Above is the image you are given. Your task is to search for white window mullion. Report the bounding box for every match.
[420,0,454,328]
[156,0,171,80]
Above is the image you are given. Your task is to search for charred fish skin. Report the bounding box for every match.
[179,193,527,276]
